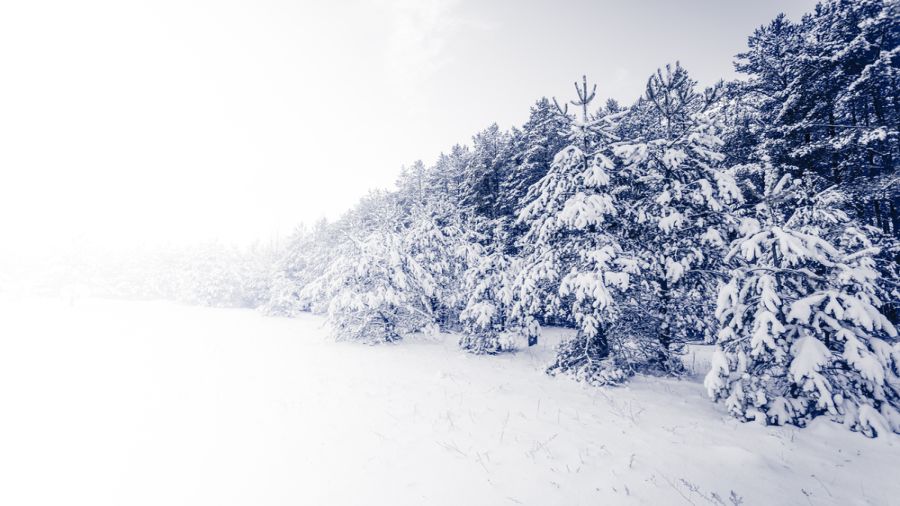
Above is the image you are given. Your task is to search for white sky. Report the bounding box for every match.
[0,0,817,254]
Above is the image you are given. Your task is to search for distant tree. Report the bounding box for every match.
[264,219,348,316]
[497,98,570,228]
[460,124,514,219]
[428,144,471,207]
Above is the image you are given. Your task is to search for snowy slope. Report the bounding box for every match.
[1,297,898,506]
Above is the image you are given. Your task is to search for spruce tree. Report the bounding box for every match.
[458,223,522,354]
[612,63,742,365]
[300,193,437,343]
[518,76,632,384]
[706,168,900,436]
[498,98,570,226]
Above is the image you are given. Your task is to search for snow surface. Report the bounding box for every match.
[1,296,898,506]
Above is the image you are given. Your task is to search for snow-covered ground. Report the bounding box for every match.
[1,297,898,506]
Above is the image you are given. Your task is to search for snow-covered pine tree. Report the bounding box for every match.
[460,124,513,220]
[517,76,632,384]
[733,1,900,319]
[736,0,899,237]
[300,192,437,343]
[706,168,900,436]
[612,63,742,365]
[402,199,478,333]
[497,98,571,225]
[395,160,429,210]
[458,226,521,354]
[264,219,346,316]
[427,144,470,209]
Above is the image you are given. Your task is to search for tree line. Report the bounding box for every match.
[262,0,899,436]
[37,0,896,437]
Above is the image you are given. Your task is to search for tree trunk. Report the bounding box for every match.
[890,200,899,238]
[874,200,885,233]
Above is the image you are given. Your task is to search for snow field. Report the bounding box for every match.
[1,297,897,505]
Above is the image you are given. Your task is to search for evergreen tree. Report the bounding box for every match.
[612,64,742,365]
[428,144,471,208]
[403,199,477,332]
[706,169,900,436]
[458,224,524,354]
[460,124,513,219]
[395,160,430,210]
[300,192,438,342]
[497,98,570,225]
[264,220,337,316]
[518,76,632,384]
[737,1,899,236]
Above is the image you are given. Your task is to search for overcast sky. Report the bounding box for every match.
[0,0,818,254]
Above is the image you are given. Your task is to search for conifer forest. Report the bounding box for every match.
[2,1,899,505]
